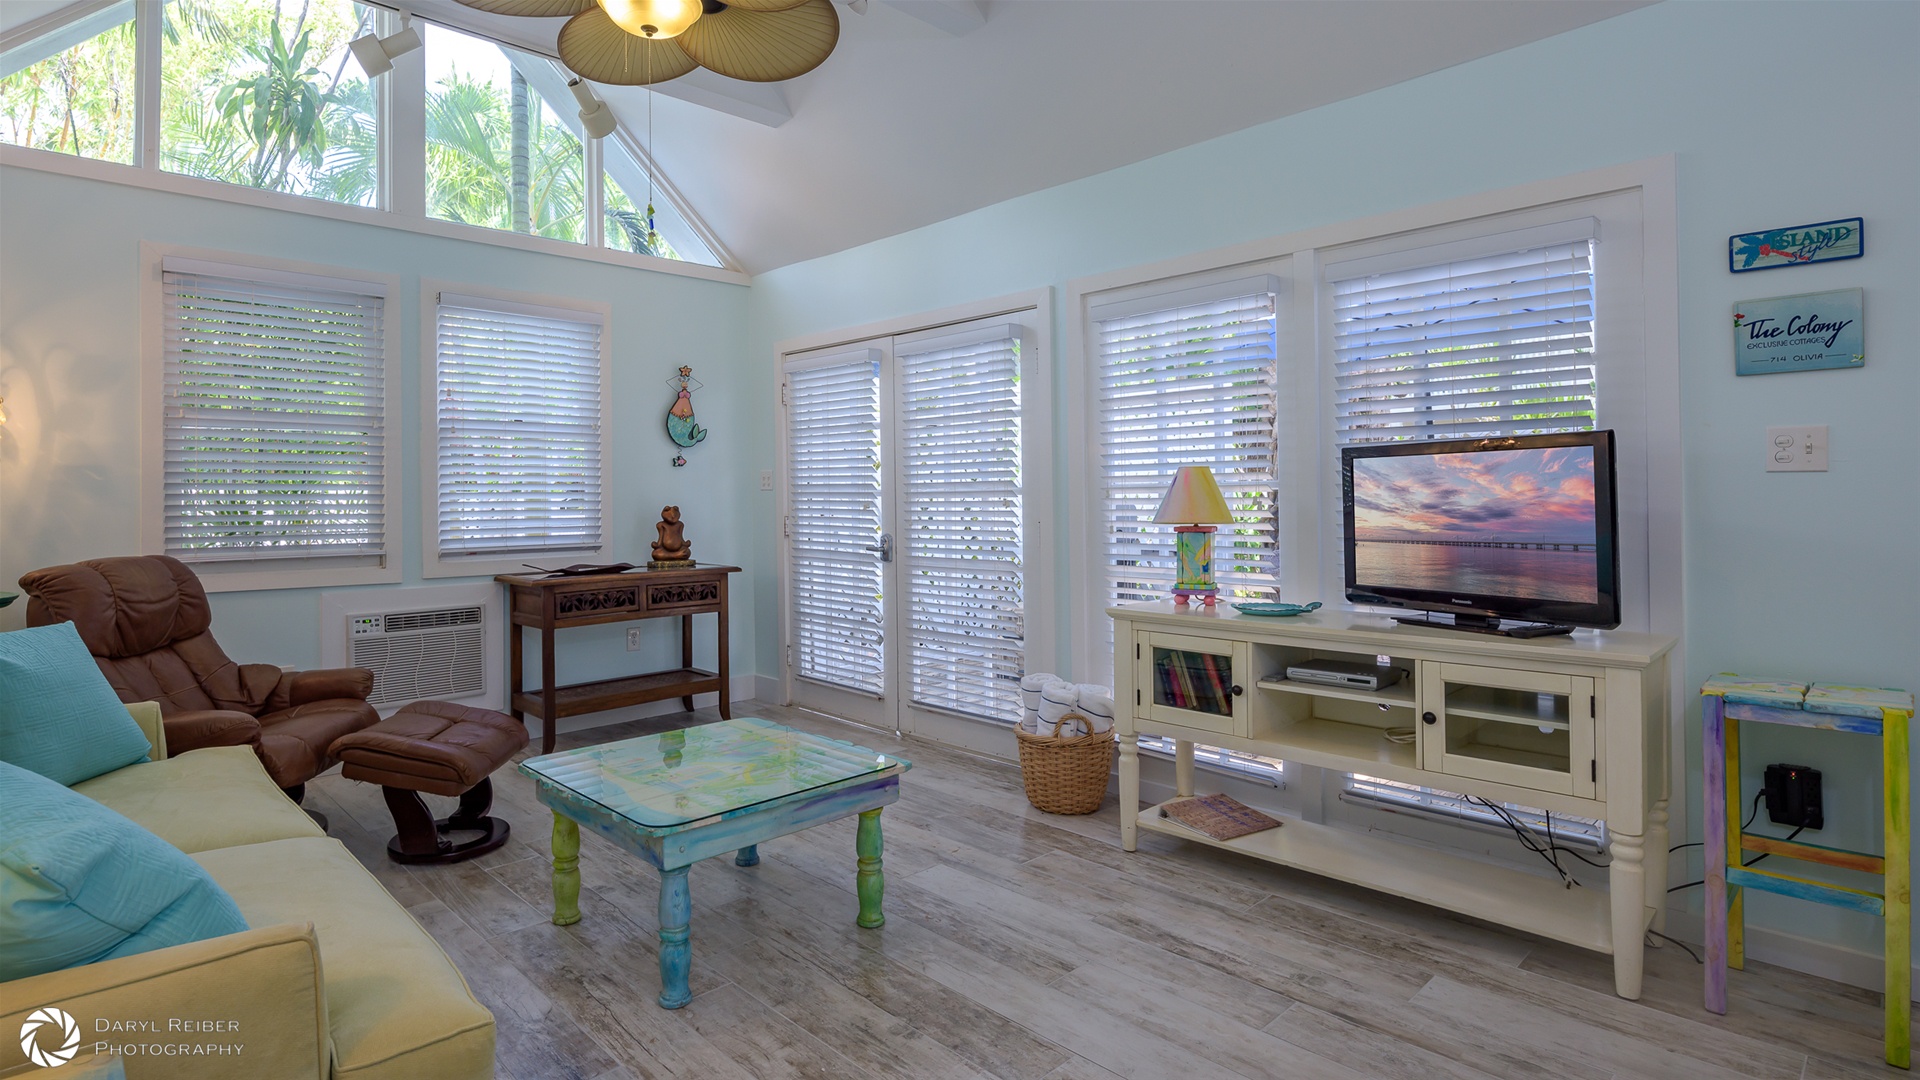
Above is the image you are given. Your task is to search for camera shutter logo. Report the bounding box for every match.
[20,1007,79,1068]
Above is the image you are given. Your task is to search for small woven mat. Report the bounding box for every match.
[1160,794,1281,840]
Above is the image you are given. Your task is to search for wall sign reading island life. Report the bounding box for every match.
[1734,288,1863,376]
[1729,217,1863,272]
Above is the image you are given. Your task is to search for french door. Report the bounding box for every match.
[781,314,1035,753]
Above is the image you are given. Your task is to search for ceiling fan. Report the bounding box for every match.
[452,0,839,86]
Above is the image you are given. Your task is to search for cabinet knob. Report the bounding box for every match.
[1422,711,1438,725]
[1230,685,1244,697]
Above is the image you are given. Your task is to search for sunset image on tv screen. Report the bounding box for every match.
[1351,445,1598,604]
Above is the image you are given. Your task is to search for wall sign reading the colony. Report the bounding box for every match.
[1729,217,1863,272]
[1734,289,1863,376]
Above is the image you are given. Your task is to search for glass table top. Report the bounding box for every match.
[519,716,910,830]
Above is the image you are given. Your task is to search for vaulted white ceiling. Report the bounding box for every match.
[4,0,1652,274]
[416,0,1650,273]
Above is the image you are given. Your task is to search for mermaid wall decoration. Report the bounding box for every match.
[665,365,707,467]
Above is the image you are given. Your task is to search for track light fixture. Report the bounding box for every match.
[568,78,619,139]
[349,19,423,78]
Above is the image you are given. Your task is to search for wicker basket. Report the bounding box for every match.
[1015,714,1115,815]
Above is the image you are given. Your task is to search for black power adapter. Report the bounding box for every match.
[1763,763,1822,831]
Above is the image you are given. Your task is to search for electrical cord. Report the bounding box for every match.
[1669,804,1807,894]
[1467,796,1608,886]
[1647,929,1702,964]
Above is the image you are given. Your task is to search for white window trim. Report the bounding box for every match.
[0,3,745,284]
[771,288,1057,759]
[1065,157,1685,851]
[419,279,613,579]
[1065,157,1681,677]
[138,241,403,591]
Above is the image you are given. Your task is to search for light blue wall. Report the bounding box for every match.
[0,167,757,685]
[745,1,1920,967]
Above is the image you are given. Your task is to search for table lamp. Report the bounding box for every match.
[1153,466,1235,606]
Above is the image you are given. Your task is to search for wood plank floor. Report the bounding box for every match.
[311,704,1892,1080]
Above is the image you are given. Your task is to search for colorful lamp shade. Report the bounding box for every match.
[1153,467,1234,606]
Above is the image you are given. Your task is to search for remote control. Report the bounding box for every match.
[1503,623,1574,638]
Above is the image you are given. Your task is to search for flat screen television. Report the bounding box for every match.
[1342,430,1620,636]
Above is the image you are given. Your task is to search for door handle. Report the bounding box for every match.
[864,533,895,563]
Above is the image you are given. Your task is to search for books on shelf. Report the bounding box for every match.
[1156,650,1231,714]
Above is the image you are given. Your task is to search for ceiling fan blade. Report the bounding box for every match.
[677,0,838,83]
[720,0,814,11]
[452,0,598,17]
[557,8,700,85]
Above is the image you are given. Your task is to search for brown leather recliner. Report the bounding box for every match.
[18,555,380,802]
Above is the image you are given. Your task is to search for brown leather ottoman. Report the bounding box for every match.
[330,701,529,865]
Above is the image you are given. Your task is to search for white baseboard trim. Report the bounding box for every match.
[1658,907,1918,1002]
[525,674,761,742]
[754,674,783,707]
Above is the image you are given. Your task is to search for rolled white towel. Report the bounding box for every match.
[1020,672,1057,715]
[1037,680,1087,736]
[1075,687,1116,733]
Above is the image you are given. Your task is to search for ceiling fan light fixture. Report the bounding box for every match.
[599,0,703,38]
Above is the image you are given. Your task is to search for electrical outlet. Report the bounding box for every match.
[759,470,774,491]
[1763,762,1822,830]
[1766,425,1828,472]
[626,627,643,651]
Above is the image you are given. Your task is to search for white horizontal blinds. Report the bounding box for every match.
[1094,280,1281,614]
[787,352,885,695]
[1330,234,1598,447]
[898,326,1024,723]
[434,294,605,557]
[161,264,388,560]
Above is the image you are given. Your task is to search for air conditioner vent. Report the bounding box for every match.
[381,607,483,634]
[348,606,486,707]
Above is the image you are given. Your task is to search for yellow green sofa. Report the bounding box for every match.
[0,703,495,1080]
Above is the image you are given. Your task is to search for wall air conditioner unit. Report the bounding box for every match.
[347,606,486,708]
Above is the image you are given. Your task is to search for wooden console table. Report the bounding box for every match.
[1112,601,1675,1000]
[497,565,738,755]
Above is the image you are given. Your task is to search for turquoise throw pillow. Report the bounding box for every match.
[0,622,151,785]
[0,760,249,981]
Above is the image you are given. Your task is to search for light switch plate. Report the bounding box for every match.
[759,470,774,491]
[1766,425,1828,472]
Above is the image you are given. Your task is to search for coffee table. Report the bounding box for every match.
[519,717,911,1008]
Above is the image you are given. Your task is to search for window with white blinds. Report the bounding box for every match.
[786,353,885,694]
[1329,227,1598,448]
[432,293,607,561]
[1093,279,1281,623]
[160,259,390,562]
[898,327,1024,723]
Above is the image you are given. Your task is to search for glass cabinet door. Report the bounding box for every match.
[1420,662,1597,797]
[1135,632,1247,737]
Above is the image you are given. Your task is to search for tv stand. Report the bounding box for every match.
[1390,612,1576,638]
[1111,600,1674,1000]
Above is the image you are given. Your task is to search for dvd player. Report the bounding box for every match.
[1284,660,1407,691]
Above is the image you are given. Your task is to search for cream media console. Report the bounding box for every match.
[1111,600,1676,999]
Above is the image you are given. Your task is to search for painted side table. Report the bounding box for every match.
[520,717,910,1008]
[1702,674,1915,1068]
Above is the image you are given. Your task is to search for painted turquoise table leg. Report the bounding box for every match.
[1883,706,1910,1069]
[735,844,760,867]
[856,808,885,929]
[551,813,582,927]
[1702,692,1728,1013]
[657,865,693,1009]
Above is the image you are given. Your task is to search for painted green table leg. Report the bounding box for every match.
[1883,706,1911,1069]
[551,812,582,927]
[856,808,885,929]
[657,866,693,1009]
[735,844,760,867]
